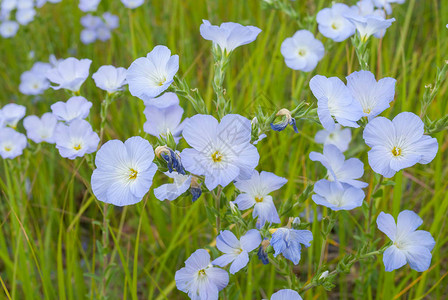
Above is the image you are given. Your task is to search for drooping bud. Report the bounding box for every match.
[190,175,202,202]
[270,108,298,133]
[155,145,186,175]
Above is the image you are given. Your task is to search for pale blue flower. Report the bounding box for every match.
[23,113,57,144]
[175,249,229,300]
[126,45,179,100]
[16,8,36,25]
[316,3,356,42]
[79,0,100,12]
[377,210,435,272]
[373,0,404,15]
[212,229,261,274]
[153,171,191,201]
[181,114,259,190]
[345,14,395,41]
[80,29,96,44]
[309,75,363,130]
[0,103,26,128]
[80,14,102,29]
[233,170,286,229]
[315,124,351,152]
[19,62,51,95]
[309,144,368,188]
[54,120,99,160]
[0,21,19,38]
[270,227,313,265]
[102,12,119,29]
[91,136,157,206]
[143,92,186,142]
[363,112,438,178]
[92,65,127,93]
[0,127,27,159]
[312,179,365,211]
[121,0,144,9]
[355,0,375,16]
[200,20,261,54]
[280,30,324,72]
[51,96,92,123]
[271,289,303,300]
[46,57,92,92]
[346,70,396,119]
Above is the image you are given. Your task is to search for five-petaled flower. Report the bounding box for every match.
[270,227,313,265]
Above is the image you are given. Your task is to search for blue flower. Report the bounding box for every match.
[199,20,261,54]
[233,170,287,229]
[314,124,352,152]
[212,229,261,274]
[0,127,27,159]
[280,30,325,72]
[0,103,26,128]
[92,65,127,93]
[91,136,157,206]
[143,93,187,143]
[153,171,191,201]
[363,112,438,178]
[50,96,92,123]
[316,3,356,42]
[126,45,179,100]
[270,109,299,133]
[373,0,403,15]
[309,144,368,188]
[175,249,229,300]
[271,289,303,300]
[181,114,260,190]
[377,210,435,272]
[54,120,99,160]
[46,57,92,92]
[345,14,395,41]
[309,75,363,130]
[270,228,313,265]
[156,146,186,175]
[312,179,365,211]
[257,239,270,265]
[23,113,58,144]
[346,70,396,119]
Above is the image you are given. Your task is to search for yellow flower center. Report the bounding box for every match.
[198,269,206,276]
[211,151,223,163]
[255,196,264,203]
[331,23,338,30]
[363,108,371,114]
[298,49,306,56]
[391,146,402,157]
[4,146,11,152]
[129,168,138,180]
[73,144,82,150]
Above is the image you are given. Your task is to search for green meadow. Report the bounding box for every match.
[0,0,447,299]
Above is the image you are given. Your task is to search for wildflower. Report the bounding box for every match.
[19,67,51,95]
[355,0,375,16]
[54,119,99,160]
[0,128,27,159]
[346,70,396,119]
[257,239,270,265]
[0,103,26,128]
[143,93,186,142]
[16,8,36,25]
[91,136,157,206]
[309,75,363,130]
[270,227,313,265]
[212,229,261,274]
[121,0,145,9]
[92,65,127,93]
[0,21,19,38]
[79,0,101,12]
[95,25,111,41]
[102,12,119,29]
[315,124,351,152]
[377,210,435,272]
[23,113,58,144]
[175,249,229,300]
[126,45,179,100]
[155,145,186,175]
[270,108,298,133]
[363,112,438,177]
[199,20,262,54]
[345,14,395,41]
[233,170,286,229]
[280,30,325,72]
[80,29,96,44]
[299,208,323,223]
[271,289,303,300]
[312,179,365,211]
[316,3,356,42]
[373,0,403,15]
[309,144,368,188]
[46,57,92,92]
[80,14,102,28]
[51,96,92,123]
[154,171,191,201]
[181,114,259,190]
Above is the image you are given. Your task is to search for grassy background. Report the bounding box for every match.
[1,0,448,299]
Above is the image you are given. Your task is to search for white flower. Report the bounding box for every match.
[126,45,179,100]
[345,14,395,41]
[312,179,365,211]
[19,64,51,95]
[46,57,92,92]
[314,124,352,152]
[0,127,27,159]
[16,8,36,25]
[0,21,19,38]
[91,136,158,206]
[92,65,127,93]
[50,96,92,123]
[316,3,356,42]
[0,103,26,128]
[54,120,99,160]
[23,113,58,143]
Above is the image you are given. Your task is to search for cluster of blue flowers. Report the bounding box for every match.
[1,0,442,298]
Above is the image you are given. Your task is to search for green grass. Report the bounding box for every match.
[1,0,448,299]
